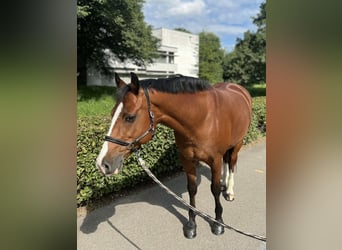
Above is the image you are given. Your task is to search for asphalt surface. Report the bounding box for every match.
[77,140,266,250]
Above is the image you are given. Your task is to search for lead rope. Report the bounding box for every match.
[134,150,267,242]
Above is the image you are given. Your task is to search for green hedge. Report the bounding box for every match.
[77,96,265,207]
[244,96,266,144]
[77,121,181,207]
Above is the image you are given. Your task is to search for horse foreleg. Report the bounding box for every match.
[182,157,198,239]
[210,156,225,235]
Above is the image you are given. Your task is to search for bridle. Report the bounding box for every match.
[104,87,155,151]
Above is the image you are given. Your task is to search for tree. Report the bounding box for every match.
[199,32,224,83]
[174,28,192,34]
[77,0,159,86]
[223,2,266,85]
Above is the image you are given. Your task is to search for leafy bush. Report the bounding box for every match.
[77,119,180,207]
[253,96,266,134]
[77,96,266,207]
[244,96,266,144]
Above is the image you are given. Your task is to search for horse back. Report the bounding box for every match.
[214,82,252,109]
[214,82,252,119]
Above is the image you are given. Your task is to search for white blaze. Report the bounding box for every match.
[96,103,123,168]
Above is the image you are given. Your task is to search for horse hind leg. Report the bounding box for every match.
[221,147,234,201]
[222,141,243,201]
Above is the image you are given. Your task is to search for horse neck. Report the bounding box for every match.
[150,91,210,134]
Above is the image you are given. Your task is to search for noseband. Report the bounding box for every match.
[104,87,155,151]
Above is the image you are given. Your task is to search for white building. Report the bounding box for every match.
[87,28,199,86]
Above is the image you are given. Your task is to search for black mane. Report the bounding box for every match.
[115,76,212,101]
[140,76,212,93]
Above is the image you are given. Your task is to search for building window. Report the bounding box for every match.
[168,52,174,64]
[155,51,175,64]
[155,51,166,63]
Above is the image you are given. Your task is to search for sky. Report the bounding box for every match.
[143,0,264,52]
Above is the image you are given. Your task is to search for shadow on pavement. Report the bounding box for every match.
[79,149,213,244]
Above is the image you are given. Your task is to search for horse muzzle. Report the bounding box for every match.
[96,154,124,176]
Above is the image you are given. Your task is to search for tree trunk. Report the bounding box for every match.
[77,66,87,86]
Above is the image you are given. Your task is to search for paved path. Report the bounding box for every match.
[77,140,266,250]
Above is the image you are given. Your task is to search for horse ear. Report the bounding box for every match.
[130,72,140,95]
[114,73,126,88]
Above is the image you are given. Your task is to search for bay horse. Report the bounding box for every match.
[96,72,252,238]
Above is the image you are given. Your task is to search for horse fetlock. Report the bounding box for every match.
[183,221,197,239]
[211,219,225,235]
[223,191,235,201]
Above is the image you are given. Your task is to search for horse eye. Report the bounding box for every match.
[125,115,136,123]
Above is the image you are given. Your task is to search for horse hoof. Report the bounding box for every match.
[183,222,197,239]
[223,192,235,201]
[211,221,225,235]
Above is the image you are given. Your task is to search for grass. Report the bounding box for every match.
[77,95,115,117]
[245,83,266,97]
[77,86,116,117]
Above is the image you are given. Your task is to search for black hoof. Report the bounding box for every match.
[211,220,225,235]
[183,221,197,239]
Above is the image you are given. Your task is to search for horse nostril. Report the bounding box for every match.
[103,163,110,170]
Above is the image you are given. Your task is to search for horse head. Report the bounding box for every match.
[96,73,155,176]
